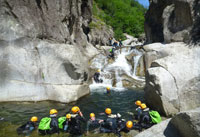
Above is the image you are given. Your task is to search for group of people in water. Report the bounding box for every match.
[17,100,161,137]
[17,37,162,136]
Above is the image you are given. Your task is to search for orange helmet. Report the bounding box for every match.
[50,109,58,115]
[71,106,80,113]
[135,100,142,106]
[90,113,95,118]
[66,114,71,119]
[30,116,38,122]
[126,121,133,129]
[106,87,110,91]
[105,108,112,115]
[140,103,147,109]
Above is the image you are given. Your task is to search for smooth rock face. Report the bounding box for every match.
[0,38,89,102]
[145,0,200,44]
[145,42,200,116]
[0,0,102,102]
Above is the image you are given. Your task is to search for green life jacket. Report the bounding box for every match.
[58,117,66,129]
[109,49,112,52]
[149,111,162,124]
[38,117,51,130]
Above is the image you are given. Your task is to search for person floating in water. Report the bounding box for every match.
[17,116,38,136]
[93,69,103,83]
[106,87,111,94]
[86,113,104,134]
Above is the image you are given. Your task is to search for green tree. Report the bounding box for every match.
[94,0,147,39]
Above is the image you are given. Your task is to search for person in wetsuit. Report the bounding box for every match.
[100,108,122,137]
[108,48,115,59]
[86,113,104,134]
[68,106,86,135]
[38,109,59,135]
[17,116,38,136]
[93,69,103,83]
[59,113,72,132]
[134,100,143,121]
[139,104,153,129]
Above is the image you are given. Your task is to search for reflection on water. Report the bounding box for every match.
[0,89,144,137]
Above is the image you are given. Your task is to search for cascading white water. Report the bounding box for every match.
[132,49,142,76]
[90,36,145,91]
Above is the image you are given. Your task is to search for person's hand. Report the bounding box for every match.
[99,120,104,123]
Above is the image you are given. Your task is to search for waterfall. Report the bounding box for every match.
[132,49,142,76]
[90,37,145,90]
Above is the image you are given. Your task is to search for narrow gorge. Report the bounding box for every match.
[0,0,200,137]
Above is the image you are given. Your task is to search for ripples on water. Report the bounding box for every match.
[0,88,144,137]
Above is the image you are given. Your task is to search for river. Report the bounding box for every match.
[0,88,144,137]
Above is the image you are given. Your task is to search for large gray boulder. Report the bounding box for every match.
[0,0,103,102]
[145,42,200,116]
[145,0,200,44]
[0,38,89,102]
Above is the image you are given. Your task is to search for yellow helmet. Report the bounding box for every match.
[135,100,142,106]
[140,103,147,109]
[106,87,110,91]
[105,108,112,115]
[30,116,38,122]
[126,121,133,129]
[97,69,101,72]
[66,114,71,119]
[50,109,58,115]
[90,113,95,118]
[71,106,80,114]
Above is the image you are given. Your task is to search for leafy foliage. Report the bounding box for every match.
[93,0,147,39]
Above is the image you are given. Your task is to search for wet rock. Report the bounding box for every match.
[145,0,200,44]
[122,75,145,88]
[145,42,200,116]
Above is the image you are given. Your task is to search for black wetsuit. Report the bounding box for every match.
[100,114,121,137]
[87,119,101,133]
[68,114,86,135]
[17,121,37,136]
[117,120,142,135]
[93,72,103,83]
[119,41,123,47]
[139,108,153,129]
[48,117,59,134]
